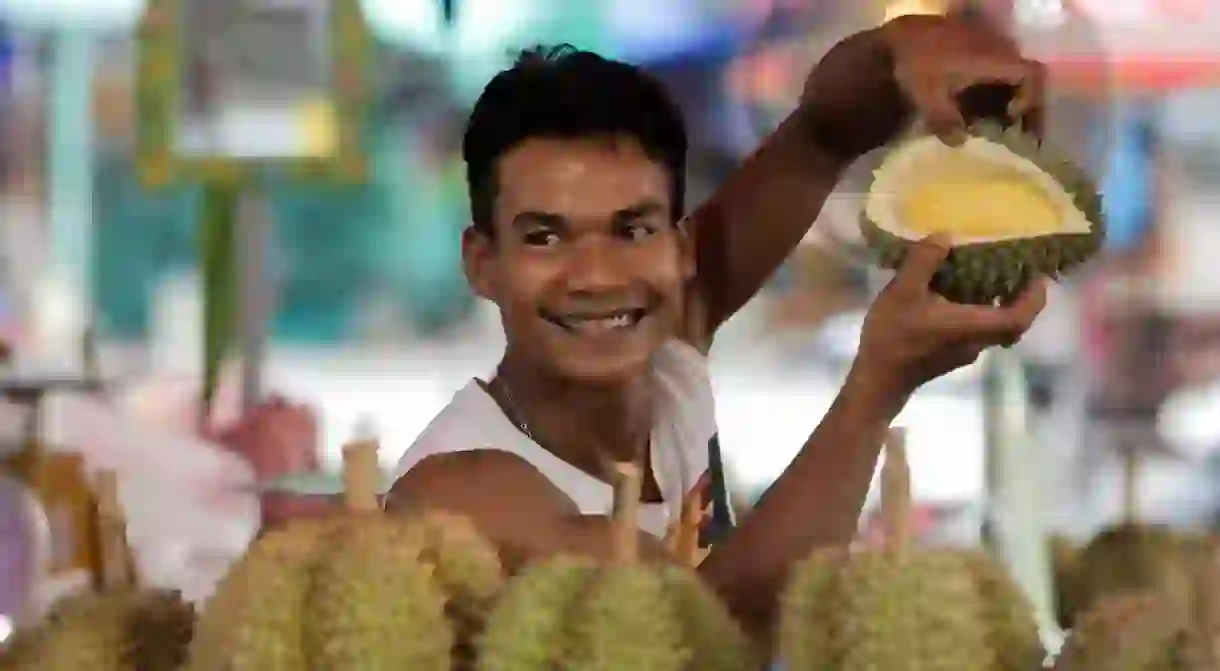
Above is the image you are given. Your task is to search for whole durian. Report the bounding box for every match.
[187,433,505,671]
[12,471,195,671]
[1065,453,1203,627]
[780,427,1045,671]
[1053,591,1198,671]
[477,462,759,671]
[861,119,1104,304]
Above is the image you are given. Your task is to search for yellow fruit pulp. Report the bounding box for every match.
[899,162,1062,241]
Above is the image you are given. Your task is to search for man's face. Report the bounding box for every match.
[464,135,693,384]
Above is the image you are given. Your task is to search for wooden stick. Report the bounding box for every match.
[1120,448,1139,526]
[880,427,911,557]
[342,438,381,513]
[95,470,132,591]
[610,462,642,565]
[673,489,704,567]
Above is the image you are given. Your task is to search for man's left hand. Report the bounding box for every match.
[800,13,1046,162]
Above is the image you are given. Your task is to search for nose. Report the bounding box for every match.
[564,237,629,294]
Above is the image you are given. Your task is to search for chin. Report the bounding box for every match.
[549,350,654,387]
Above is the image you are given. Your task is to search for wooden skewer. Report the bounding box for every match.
[610,462,642,565]
[94,470,133,590]
[673,489,704,567]
[880,427,911,558]
[342,437,381,514]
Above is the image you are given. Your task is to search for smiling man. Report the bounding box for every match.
[385,15,1050,643]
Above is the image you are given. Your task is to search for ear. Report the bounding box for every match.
[462,225,498,302]
[675,218,697,282]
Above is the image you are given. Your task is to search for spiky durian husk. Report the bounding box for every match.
[1069,524,1197,627]
[476,556,596,671]
[660,566,761,671]
[1053,591,1196,671]
[861,120,1105,305]
[560,564,688,671]
[185,518,333,671]
[963,552,1048,671]
[124,589,196,671]
[15,592,133,670]
[780,548,1003,670]
[478,556,705,671]
[11,588,190,671]
[409,510,506,668]
[305,515,452,670]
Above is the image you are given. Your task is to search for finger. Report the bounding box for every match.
[946,343,987,370]
[899,65,967,145]
[893,233,952,295]
[1006,275,1050,332]
[1008,60,1047,138]
[922,297,1027,343]
[948,60,1031,95]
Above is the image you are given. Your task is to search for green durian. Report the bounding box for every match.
[185,518,333,671]
[1053,591,1197,671]
[780,427,1045,671]
[477,463,757,671]
[190,437,482,671]
[861,120,1105,304]
[15,472,195,671]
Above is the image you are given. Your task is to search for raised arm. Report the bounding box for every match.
[683,15,1045,348]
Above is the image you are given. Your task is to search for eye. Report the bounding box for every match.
[616,221,659,242]
[522,229,561,247]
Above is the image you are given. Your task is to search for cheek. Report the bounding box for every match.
[495,257,557,314]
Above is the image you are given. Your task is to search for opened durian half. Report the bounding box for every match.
[861,120,1105,304]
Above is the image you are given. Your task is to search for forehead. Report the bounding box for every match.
[494,136,671,222]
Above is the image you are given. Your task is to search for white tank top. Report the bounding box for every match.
[393,340,725,539]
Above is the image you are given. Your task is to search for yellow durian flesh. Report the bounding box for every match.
[861,121,1105,304]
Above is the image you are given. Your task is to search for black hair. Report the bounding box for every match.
[462,44,688,235]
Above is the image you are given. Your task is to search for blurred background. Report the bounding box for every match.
[1,0,1219,644]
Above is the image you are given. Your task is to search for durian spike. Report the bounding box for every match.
[1120,448,1139,525]
[610,462,642,565]
[94,470,134,591]
[342,436,381,513]
[673,489,704,567]
[880,426,911,558]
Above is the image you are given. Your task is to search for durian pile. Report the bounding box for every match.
[0,470,196,671]
[184,435,758,671]
[186,434,505,670]
[779,427,1047,671]
[862,119,1105,304]
[1054,450,1215,630]
[1050,545,1220,671]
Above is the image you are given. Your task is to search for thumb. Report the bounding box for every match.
[893,233,952,294]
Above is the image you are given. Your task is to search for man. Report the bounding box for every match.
[386,15,1049,642]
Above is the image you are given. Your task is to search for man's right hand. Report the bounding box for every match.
[851,233,1048,411]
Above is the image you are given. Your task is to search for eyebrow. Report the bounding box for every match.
[509,199,667,231]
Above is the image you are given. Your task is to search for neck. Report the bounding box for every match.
[494,354,653,473]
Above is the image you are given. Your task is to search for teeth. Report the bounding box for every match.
[560,312,636,330]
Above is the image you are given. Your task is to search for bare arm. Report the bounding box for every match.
[383,451,673,574]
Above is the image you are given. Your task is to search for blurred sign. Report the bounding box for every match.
[177,0,336,160]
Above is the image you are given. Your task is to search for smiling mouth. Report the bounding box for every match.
[543,308,649,332]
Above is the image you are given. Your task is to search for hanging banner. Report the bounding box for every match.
[1015,0,1220,93]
